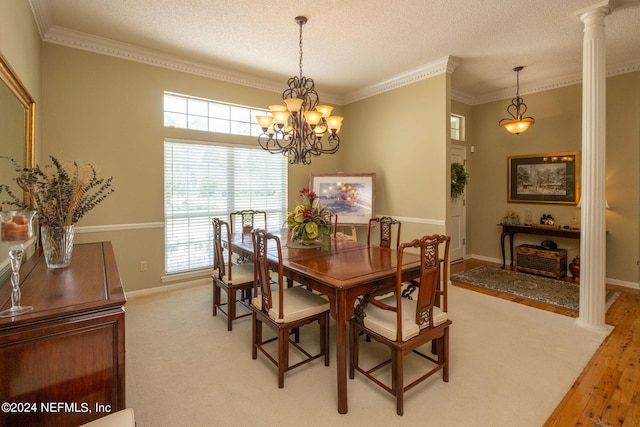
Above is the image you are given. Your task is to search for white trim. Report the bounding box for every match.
[75,222,164,234]
[161,269,212,284]
[31,21,640,107]
[467,254,640,290]
[126,277,209,299]
[342,56,461,105]
[379,214,445,227]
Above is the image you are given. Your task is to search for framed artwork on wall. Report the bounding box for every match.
[310,173,375,224]
[508,152,580,204]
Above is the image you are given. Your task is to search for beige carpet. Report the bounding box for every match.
[125,283,609,426]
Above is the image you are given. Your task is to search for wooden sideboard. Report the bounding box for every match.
[499,224,580,268]
[0,242,126,427]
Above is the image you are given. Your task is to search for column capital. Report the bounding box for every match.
[574,0,613,23]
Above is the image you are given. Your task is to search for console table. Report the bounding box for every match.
[500,224,580,268]
[0,242,126,427]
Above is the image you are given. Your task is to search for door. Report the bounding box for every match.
[450,145,467,262]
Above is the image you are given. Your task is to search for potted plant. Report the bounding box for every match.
[1,156,114,268]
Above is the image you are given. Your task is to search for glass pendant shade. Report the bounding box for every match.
[499,66,534,135]
[304,110,323,126]
[316,105,334,117]
[326,116,344,133]
[501,117,534,134]
[284,98,304,113]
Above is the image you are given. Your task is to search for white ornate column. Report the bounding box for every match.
[575,1,612,331]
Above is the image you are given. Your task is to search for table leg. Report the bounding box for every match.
[335,292,348,414]
[500,231,508,268]
[509,232,514,267]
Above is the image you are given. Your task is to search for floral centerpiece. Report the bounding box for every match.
[1,156,114,268]
[286,188,333,242]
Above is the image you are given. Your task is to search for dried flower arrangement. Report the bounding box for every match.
[0,156,114,227]
[501,209,521,225]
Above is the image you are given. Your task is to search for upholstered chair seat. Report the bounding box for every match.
[252,286,329,324]
[214,261,254,286]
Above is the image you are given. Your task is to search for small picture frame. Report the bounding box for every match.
[310,173,375,224]
[508,152,580,205]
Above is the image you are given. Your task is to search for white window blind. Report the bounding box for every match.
[164,139,288,274]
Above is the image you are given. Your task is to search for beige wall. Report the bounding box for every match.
[41,43,346,291]
[0,1,41,112]
[342,74,449,242]
[462,72,640,286]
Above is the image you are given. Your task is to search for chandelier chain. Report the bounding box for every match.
[298,19,304,79]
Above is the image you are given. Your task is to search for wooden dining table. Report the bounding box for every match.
[226,230,422,414]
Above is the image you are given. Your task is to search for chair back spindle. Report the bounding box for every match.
[230,209,267,235]
[367,216,401,249]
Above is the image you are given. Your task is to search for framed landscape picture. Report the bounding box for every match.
[310,173,375,224]
[508,152,580,204]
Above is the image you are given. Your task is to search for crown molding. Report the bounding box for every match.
[340,56,462,105]
[44,26,288,93]
[457,58,640,106]
[32,13,640,107]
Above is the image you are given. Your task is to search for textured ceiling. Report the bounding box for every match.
[29,0,640,105]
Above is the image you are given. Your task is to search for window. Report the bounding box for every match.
[451,114,464,141]
[163,92,265,137]
[164,139,288,274]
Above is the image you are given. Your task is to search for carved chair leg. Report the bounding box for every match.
[227,289,236,331]
[443,328,450,382]
[393,350,404,416]
[212,282,219,316]
[251,313,259,360]
[278,327,289,388]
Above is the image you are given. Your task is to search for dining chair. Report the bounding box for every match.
[402,235,451,312]
[229,209,267,234]
[367,216,401,249]
[349,234,452,415]
[229,209,267,263]
[211,218,255,331]
[250,228,330,388]
[326,212,338,238]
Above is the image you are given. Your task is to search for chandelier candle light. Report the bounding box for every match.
[499,66,535,135]
[256,16,343,165]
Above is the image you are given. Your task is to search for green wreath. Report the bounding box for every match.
[451,162,469,199]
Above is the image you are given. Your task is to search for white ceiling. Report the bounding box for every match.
[29,0,640,105]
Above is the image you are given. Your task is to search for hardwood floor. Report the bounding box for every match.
[451,259,640,427]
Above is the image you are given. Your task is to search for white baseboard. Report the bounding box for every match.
[466,254,640,290]
[126,277,210,299]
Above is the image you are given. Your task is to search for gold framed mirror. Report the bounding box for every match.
[0,53,35,282]
[0,52,35,173]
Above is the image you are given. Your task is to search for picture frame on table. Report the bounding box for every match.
[310,173,375,224]
[508,152,580,204]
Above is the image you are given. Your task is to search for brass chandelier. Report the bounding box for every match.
[499,66,535,135]
[256,16,343,165]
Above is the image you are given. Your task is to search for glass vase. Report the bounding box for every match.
[41,225,75,269]
[0,210,36,318]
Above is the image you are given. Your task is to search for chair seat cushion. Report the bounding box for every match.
[363,295,448,341]
[213,262,254,286]
[252,286,329,323]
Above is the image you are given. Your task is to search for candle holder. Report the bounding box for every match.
[0,210,36,318]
